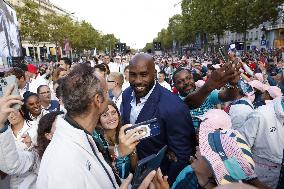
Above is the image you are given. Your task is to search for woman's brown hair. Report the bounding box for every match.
[37,111,64,159]
[52,67,66,82]
[97,100,122,144]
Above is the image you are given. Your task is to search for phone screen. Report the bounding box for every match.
[218,46,229,62]
[125,118,160,140]
[0,75,21,109]
[131,146,167,189]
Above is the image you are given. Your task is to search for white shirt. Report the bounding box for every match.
[28,110,47,145]
[229,97,254,130]
[130,82,156,124]
[239,97,284,164]
[13,121,34,151]
[158,81,172,91]
[108,62,127,73]
[19,82,29,97]
[112,92,122,114]
[122,81,130,91]
[28,75,48,94]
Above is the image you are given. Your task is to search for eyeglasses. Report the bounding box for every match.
[39,91,51,95]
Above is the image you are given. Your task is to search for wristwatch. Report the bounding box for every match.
[0,121,10,133]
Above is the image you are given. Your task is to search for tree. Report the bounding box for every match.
[16,0,49,58]
[16,0,121,57]
[189,0,227,44]
[45,14,74,48]
[142,42,153,52]
[69,21,101,52]
[99,34,119,54]
[155,28,172,51]
[225,0,284,50]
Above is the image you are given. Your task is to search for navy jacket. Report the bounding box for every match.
[121,84,196,185]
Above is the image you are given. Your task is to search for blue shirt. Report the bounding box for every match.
[181,90,221,128]
[92,130,131,179]
[171,166,199,189]
[44,100,60,113]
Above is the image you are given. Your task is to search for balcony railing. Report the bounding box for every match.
[267,24,284,30]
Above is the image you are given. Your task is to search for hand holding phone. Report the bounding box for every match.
[118,124,146,157]
[124,118,160,141]
[120,168,169,189]
[0,75,21,110]
[131,146,168,189]
[0,85,23,126]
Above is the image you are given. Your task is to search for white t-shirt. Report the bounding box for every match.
[158,81,172,91]
[122,81,130,91]
[28,75,48,93]
[108,62,127,73]
[13,121,35,151]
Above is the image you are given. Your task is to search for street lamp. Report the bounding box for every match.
[43,44,47,62]
[261,25,267,40]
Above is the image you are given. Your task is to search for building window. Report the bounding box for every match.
[256,31,259,40]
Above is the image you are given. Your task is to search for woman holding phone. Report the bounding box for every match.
[95,100,139,179]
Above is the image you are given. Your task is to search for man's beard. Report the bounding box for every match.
[131,81,155,99]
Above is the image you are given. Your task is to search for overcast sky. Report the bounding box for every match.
[50,0,182,49]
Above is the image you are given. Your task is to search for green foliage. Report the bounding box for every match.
[225,0,284,34]
[144,0,284,51]
[99,34,120,52]
[142,42,153,52]
[16,0,49,45]
[15,0,119,53]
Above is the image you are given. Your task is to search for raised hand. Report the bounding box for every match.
[0,86,23,126]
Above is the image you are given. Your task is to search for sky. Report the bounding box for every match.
[50,0,182,49]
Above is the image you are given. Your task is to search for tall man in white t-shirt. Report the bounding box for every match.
[158,71,171,91]
[107,72,124,112]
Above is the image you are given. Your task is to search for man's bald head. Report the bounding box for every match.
[130,53,155,70]
[129,53,156,99]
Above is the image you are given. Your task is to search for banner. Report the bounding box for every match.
[0,0,21,63]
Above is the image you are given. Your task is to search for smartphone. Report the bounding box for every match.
[131,146,167,189]
[0,75,21,109]
[125,118,160,141]
[218,46,229,62]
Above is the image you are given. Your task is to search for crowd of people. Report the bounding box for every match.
[0,47,283,189]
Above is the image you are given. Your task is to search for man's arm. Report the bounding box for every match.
[183,81,215,109]
[0,127,36,175]
[164,102,196,185]
[184,63,240,108]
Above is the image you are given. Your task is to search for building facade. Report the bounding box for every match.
[5,0,75,61]
[212,4,284,51]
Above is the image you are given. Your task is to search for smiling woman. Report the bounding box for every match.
[22,91,45,122]
[95,100,137,180]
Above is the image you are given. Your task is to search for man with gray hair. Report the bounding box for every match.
[36,64,149,189]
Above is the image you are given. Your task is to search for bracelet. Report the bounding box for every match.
[225,83,238,89]
[114,144,120,158]
[130,149,137,156]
